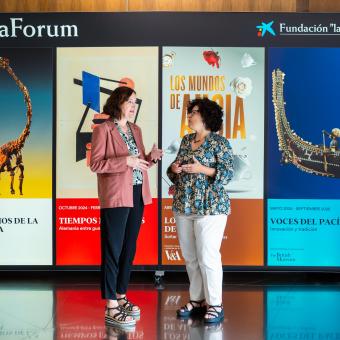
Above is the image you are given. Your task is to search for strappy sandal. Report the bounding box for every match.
[117,296,141,316]
[105,305,136,327]
[176,299,206,317]
[204,304,224,323]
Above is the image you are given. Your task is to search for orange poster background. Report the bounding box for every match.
[162,198,263,266]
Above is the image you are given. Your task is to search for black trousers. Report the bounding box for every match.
[100,184,144,300]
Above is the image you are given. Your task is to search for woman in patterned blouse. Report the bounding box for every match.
[167,98,234,324]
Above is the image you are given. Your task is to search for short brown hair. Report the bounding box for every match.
[103,86,136,120]
[187,98,223,132]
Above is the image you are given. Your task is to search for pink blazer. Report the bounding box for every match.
[90,119,153,209]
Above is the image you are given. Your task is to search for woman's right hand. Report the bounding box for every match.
[171,160,182,174]
[127,154,149,171]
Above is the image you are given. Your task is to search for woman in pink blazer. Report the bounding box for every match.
[90,86,163,327]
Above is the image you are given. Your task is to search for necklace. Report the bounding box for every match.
[114,120,129,133]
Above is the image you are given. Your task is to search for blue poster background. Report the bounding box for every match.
[268,48,340,199]
[267,48,340,267]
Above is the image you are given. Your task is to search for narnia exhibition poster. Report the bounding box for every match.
[161,47,265,266]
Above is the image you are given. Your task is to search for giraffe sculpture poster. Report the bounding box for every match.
[0,48,53,265]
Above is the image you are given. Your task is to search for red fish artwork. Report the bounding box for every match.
[203,49,220,68]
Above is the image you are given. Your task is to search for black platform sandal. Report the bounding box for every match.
[204,304,224,323]
[117,296,141,316]
[105,306,136,327]
[177,299,206,317]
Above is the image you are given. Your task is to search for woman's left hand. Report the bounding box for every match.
[168,185,176,196]
[150,143,164,162]
[181,156,202,174]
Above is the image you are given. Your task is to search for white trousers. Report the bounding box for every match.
[175,214,227,306]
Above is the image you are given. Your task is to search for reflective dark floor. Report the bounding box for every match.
[1,274,340,340]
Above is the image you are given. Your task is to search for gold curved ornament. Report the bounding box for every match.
[272,68,340,178]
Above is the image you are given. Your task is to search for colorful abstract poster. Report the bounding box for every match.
[266,287,340,339]
[0,48,53,265]
[268,48,340,266]
[161,47,264,265]
[56,47,159,265]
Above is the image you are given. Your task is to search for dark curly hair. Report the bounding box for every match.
[187,98,223,132]
[103,86,136,120]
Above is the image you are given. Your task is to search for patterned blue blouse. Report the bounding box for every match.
[167,133,234,215]
[114,121,143,185]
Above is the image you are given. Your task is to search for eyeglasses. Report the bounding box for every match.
[188,109,200,116]
[127,99,136,105]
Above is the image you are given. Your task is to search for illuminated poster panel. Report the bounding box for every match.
[161,47,264,266]
[0,48,53,265]
[56,47,159,265]
[268,48,340,266]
